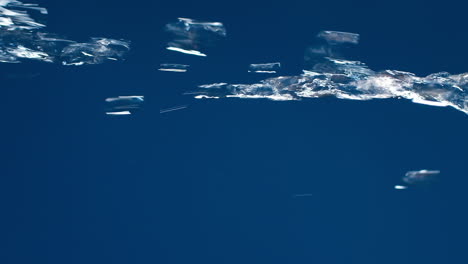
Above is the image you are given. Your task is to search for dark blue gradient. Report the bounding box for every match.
[1,0,468,263]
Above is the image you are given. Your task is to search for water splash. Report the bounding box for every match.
[165,18,226,57]
[0,1,130,65]
[193,31,468,115]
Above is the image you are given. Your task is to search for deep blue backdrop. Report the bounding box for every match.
[1,0,468,263]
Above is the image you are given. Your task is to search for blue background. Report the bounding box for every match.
[1,0,468,263]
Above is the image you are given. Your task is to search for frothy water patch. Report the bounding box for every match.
[0,1,130,65]
[192,31,468,115]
